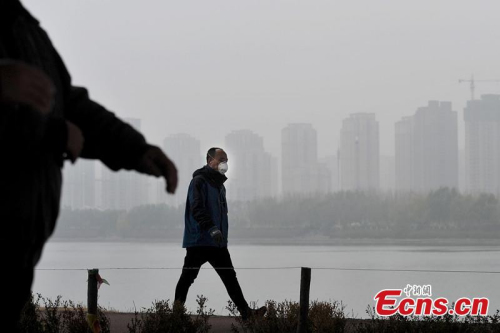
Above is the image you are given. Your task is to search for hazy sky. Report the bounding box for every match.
[23,0,500,159]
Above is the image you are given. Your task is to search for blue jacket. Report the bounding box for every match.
[183,166,229,248]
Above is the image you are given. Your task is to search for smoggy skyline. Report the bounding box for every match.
[24,0,500,159]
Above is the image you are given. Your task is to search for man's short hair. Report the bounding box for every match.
[206,147,221,163]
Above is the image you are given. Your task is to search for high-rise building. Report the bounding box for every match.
[281,123,322,196]
[61,159,96,209]
[414,101,458,192]
[340,113,379,191]
[395,116,414,191]
[395,101,458,193]
[100,118,149,210]
[319,155,340,193]
[458,149,466,193]
[157,133,202,206]
[380,155,395,193]
[224,130,278,201]
[464,94,500,196]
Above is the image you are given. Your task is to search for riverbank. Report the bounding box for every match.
[49,236,500,247]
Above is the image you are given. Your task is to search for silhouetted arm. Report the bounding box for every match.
[65,86,149,171]
[52,45,177,191]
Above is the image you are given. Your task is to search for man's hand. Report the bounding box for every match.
[137,145,178,194]
[209,226,223,245]
[66,121,84,163]
[0,61,55,114]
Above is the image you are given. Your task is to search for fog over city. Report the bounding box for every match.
[22,0,500,213]
[24,0,500,156]
[9,1,500,324]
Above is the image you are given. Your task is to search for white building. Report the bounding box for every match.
[157,133,202,206]
[395,101,458,193]
[100,118,149,210]
[61,159,96,209]
[224,130,278,201]
[464,94,500,196]
[282,123,330,196]
[340,113,379,191]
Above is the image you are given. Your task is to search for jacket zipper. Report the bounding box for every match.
[218,187,224,240]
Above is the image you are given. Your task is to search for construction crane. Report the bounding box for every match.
[459,75,500,101]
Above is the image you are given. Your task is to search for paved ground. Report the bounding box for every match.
[107,312,239,333]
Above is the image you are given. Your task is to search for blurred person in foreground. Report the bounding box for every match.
[0,1,178,331]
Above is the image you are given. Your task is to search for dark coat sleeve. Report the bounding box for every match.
[0,7,150,171]
[51,47,150,171]
[64,86,149,171]
[190,176,216,231]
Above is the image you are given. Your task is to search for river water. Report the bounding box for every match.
[33,241,500,317]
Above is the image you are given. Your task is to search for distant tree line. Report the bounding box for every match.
[53,188,500,240]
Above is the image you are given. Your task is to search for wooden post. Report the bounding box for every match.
[297,267,311,333]
[87,269,98,315]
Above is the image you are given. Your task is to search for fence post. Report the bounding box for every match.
[87,268,99,332]
[297,267,311,333]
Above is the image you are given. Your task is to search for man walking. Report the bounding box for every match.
[175,147,266,320]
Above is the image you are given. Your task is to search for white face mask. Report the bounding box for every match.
[218,162,228,175]
[208,153,229,175]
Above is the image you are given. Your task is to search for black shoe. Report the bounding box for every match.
[241,306,267,321]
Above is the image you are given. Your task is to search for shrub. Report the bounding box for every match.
[227,299,347,333]
[127,295,214,333]
[19,293,110,333]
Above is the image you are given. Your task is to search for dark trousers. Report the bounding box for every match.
[175,246,249,313]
